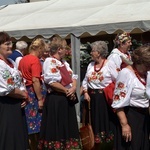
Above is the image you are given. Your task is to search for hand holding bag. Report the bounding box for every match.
[80,101,95,150]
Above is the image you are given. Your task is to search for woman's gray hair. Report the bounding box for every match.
[91,41,108,58]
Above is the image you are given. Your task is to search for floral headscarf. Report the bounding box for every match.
[114,32,131,46]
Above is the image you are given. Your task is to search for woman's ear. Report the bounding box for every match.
[57,47,62,54]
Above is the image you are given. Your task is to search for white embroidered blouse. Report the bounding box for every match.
[112,68,149,109]
[0,59,26,96]
[43,57,78,88]
[82,60,118,90]
[108,48,131,69]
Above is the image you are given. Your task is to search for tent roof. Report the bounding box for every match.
[0,0,150,40]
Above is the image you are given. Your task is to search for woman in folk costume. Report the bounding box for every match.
[0,31,29,150]
[82,41,119,149]
[108,32,133,70]
[38,36,82,150]
[112,45,150,150]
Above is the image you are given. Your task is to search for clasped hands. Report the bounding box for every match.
[66,87,76,100]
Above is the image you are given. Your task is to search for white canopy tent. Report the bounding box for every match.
[0,0,150,118]
[0,0,150,39]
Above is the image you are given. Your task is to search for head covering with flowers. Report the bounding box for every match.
[114,32,131,47]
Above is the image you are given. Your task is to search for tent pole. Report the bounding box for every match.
[71,34,81,127]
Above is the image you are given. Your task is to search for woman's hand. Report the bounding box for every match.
[21,100,27,108]
[84,93,90,102]
[122,123,132,142]
[66,86,76,97]
[38,99,44,110]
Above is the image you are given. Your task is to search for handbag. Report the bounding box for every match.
[59,64,72,86]
[80,102,95,150]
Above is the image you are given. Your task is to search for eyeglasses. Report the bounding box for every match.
[3,41,13,47]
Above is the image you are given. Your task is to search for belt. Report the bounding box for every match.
[88,88,103,94]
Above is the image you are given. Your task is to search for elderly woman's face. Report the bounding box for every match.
[0,41,13,57]
[121,40,132,52]
[90,47,100,61]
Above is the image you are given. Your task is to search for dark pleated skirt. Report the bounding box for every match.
[84,89,117,149]
[38,93,82,150]
[0,96,29,150]
[116,107,150,150]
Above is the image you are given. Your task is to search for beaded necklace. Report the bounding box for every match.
[94,59,105,72]
[0,57,14,68]
[133,66,146,86]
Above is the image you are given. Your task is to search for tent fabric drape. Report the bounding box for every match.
[0,0,150,40]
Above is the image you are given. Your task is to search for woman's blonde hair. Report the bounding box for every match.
[29,38,46,52]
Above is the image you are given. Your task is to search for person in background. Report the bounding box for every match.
[40,40,51,66]
[38,36,82,150]
[0,31,29,150]
[82,41,118,149]
[108,32,133,70]
[18,38,47,150]
[112,45,150,150]
[9,40,28,68]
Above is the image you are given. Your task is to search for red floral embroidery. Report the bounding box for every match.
[51,68,57,73]
[55,142,61,149]
[92,72,96,75]
[118,82,124,89]
[95,136,101,143]
[92,76,97,80]
[73,141,78,147]
[7,78,14,85]
[116,68,120,72]
[114,95,120,101]
[37,138,81,150]
[99,76,104,81]
[97,72,102,75]
[120,92,126,98]
[51,59,56,64]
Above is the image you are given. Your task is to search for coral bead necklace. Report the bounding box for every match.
[94,59,105,72]
[133,66,146,86]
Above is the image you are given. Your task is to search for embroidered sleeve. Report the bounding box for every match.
[111,69,134,109]
[82,63,91,91]
[0,61,25,96]
[108,53,122,69]
[43,58,61,84]
[107,60,119,81]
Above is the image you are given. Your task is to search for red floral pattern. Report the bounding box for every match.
[38,138,82,150]
[7,78,14,85]
[113,82,127,102]
[88,71,104,82]
[51,68,58,73]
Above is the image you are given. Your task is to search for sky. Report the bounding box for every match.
[0,0,27,6]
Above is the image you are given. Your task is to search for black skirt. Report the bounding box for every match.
[38,92,82,150]
[116,106,150,150]
[0,96,29,150]
[84,89,117,147]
